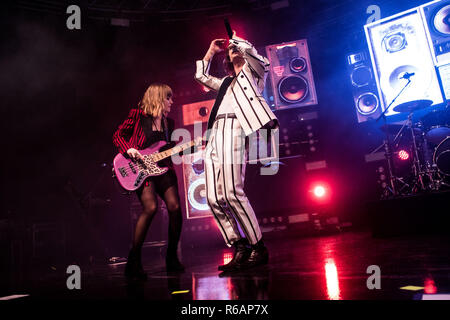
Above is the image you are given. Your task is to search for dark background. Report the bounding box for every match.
[1,0,432,261]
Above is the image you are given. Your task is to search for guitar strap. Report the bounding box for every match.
[162,116,169,143]
[206,76,234,142]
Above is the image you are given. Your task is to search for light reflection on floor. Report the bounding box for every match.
[192,274,232,300]
[6,231,450,300]
[324,259,341,300]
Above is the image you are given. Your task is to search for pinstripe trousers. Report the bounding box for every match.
[205,115,262,247]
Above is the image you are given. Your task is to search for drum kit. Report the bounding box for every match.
[376,99,450,198]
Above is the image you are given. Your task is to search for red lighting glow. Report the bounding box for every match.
[308,181,332,203]
[424,276,437,294]
[398,150,409,160]
[223,252,233,266]
[313,185,326,198]
[324,259,341,300]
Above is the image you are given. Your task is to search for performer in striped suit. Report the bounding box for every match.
[195,35,279,272]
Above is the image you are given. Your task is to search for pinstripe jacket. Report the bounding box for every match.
[195,38,279,136]
[112,108,174,155]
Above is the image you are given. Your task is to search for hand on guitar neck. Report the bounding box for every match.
[128,136,202,161]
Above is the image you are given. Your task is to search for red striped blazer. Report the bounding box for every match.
[112,108,174,155]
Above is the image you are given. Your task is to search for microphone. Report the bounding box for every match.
[224,18,233,39]
[399,72,415,79]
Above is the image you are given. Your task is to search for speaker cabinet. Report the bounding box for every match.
[181,146,211,219]
[245,156,330,217]
[182,99,215,126]
[274,108,323,159]
[421,0,450,66]
[346,51,382,122]
[365,7,443,115]
[265,39,318,110]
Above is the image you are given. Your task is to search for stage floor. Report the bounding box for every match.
[5,230,450,300]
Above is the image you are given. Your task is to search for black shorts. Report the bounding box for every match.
[137,168,178,198]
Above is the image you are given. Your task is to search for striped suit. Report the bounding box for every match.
[195,38,279,247]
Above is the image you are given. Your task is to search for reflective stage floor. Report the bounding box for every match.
[5,230,450,300]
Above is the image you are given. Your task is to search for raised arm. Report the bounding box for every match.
[194,39,227,91]
[229,36,270,85]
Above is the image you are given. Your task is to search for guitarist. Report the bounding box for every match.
[113,83,184,280]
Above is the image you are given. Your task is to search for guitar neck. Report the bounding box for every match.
[154,140,195,161]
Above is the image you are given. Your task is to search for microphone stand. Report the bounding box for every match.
[376,77,412,198]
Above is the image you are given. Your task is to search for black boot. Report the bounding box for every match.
[239,240,269,270]
[166,206,184,272]
[125,247,147,280]
[166,252,185,272]
[218,238,251,272]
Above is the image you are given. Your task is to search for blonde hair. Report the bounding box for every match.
[139,83,172,117]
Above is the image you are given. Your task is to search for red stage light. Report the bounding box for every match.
[424,276,437,294]
[398,150,409,160]
[313,185,326,198]
[223,252,233,266]
[308,181,332,203]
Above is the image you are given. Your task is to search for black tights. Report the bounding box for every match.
[133,183,182,256]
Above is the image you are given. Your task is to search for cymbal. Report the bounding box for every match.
[379,124,422,135]
[393,100,433,113]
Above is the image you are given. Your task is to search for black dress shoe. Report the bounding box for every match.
[240,243,269,270]
[218,239,251,272]
[166,255,185,272]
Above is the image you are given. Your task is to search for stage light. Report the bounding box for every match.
[313,185,326,198]
[424,276,437,294]
[223,252,233,266]
[309,181,331,203]
[398,149,409,160]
